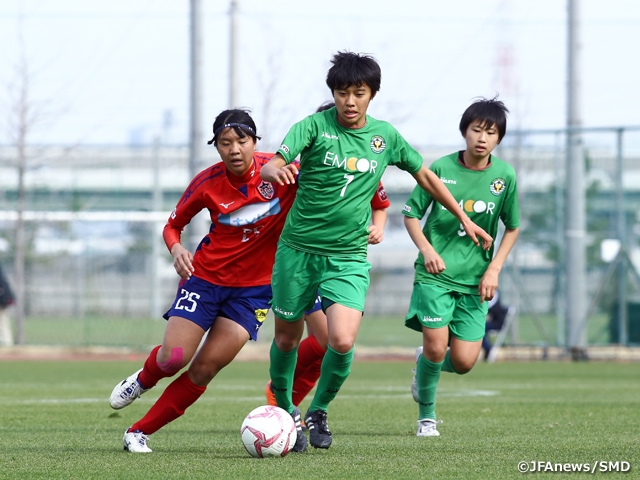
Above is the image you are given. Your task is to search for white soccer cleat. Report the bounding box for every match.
[123,428,152,453]
[417,418,442,437]
[110,368,148,409]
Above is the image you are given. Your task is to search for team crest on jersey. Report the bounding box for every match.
[489,178,506,196]
[257,181,274,200]
[370,135,386,154]
[254,309,268,323]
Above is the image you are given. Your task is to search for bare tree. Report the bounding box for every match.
[3,36,48,344]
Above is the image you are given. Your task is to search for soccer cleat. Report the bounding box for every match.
[265,381,277,406]
[304,409,332,449]
[416,418,443,437]
[123,428,152,452]
[411,346,423,403]
[290,406,308,452]
[265,381,307,430]
[110,368,148,409]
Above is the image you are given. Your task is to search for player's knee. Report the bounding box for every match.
[423,344,447,363]
[157,347,184,375]
[188,362,219,386]
[275,335,299,352]
[312,332,329,349]
[329,339,354,354]
[452,357,476,374]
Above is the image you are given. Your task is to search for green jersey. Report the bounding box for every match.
[277,107,423,257]
[402,151,520,294]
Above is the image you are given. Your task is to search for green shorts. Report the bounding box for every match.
[404,283,488,342]
[270,242,371,321]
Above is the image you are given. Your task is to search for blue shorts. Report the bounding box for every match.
[304,293,322,315]
[163,276,272,341]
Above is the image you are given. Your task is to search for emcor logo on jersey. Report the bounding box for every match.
[323,151,378,174]
[447,198,497,238]
[440,198,497,215]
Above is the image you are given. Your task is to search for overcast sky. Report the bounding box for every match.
[1,0,639,151]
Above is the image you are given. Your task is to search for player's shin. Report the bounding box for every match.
[131,371,206,435]
[417,355,443,420]
[308,345,353,412]
[269,339,297,414]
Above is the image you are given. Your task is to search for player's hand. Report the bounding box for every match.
[422,247,446,275]
[171,243,195,279]
[478,269,499,303]
[461,219,493,250]
[271,164,298,186]
[367,225,384,244]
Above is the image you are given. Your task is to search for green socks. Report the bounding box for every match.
[417,354,443,420]
[441,349,460,373]
[308,345,354,412]
[269,340,297,414]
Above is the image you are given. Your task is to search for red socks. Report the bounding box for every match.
[292,335,327,406]
[137,345,167,389]
[130,371,206,435]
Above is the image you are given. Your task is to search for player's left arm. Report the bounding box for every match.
[412,165,493,250]
[478,227,520,302]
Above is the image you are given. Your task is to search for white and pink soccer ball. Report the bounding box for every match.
[240,405,297,458]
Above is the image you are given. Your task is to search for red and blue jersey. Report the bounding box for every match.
[163,152,297,287]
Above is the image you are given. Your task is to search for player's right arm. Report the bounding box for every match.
[260,153,299,185]
[168,240,194,280]
[368,208,387,244]
[368,182,390,244]
[403,216,446,275]
[412,165,492,250]
[163,221,195,280]
[162,172,209,279]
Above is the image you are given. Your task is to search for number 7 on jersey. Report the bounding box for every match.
[341,174,354,197]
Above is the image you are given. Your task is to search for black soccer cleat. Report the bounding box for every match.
[290,406,308,453]
[304,409,332,449]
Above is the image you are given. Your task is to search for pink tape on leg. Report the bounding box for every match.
[157,347,184,375]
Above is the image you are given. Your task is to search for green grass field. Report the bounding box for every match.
[20,312,613,349]
[0,359,637,479]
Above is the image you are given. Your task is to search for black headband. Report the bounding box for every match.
[213,122,256,137]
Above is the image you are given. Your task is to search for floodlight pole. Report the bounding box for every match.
[615,130,628,345]
[565,0,588,359]
[229,0,239,108]
[151,136,163,319]
[188,0,206,252]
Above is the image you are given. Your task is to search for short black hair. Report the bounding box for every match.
[207,108,261,146]
[459,96,509,143]
[326,51,381,94]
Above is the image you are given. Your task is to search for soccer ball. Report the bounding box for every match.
[241,405,297,458]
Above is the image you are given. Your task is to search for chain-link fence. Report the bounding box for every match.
[1,127,640,349]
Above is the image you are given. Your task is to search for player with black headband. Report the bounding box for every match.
[108,109,301,453]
